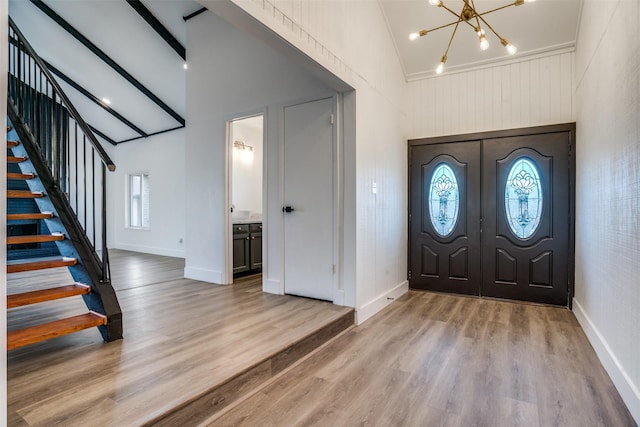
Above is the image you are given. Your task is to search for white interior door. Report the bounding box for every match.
[283,97,334,301]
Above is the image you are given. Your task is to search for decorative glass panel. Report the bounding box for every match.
[429,163,459,237]
[505,158,543,239]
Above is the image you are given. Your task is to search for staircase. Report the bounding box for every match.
[6,18,122,350]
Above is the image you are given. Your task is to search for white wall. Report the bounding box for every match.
[105,129,186,258]
[231,118,263,216]
[185,10,332,287]
[572,0,640,422]
[408,51,574,139]
[214,0,410,321]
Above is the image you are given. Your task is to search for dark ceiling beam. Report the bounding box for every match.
[45,61,148,138]
[125,0,185,60]
[117,124,184,144]
[183,7,207,22]
[89,125,118,146]
[29,0,185,126]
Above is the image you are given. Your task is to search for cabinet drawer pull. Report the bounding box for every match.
[251,236,255,240]
[246,236,250,240]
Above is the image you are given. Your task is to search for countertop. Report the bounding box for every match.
[232,218,262,224]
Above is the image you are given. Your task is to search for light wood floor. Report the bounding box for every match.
[209,291,636,427]
[7,250,353,426]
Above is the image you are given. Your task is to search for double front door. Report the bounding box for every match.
[409,125,574,306]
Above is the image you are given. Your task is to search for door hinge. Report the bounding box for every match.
[330,114,334,125]
[408,270,412,280]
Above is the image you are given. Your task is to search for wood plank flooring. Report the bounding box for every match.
[7,250,353,426]
[209,291,637,427]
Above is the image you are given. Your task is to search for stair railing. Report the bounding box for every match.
[7,17,122,340]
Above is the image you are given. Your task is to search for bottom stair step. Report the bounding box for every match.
[7,257,77,273]
[7,311,107,350]
[7,283,91,308]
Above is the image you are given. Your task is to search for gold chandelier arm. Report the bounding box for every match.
[478,3,519,16]
[442,18,462,59]
[475,12,506,43]
[420,18,466,34]
[439,2,478,32]
[469,0,484,33]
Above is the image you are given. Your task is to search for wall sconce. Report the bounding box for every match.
[233,140,253,151]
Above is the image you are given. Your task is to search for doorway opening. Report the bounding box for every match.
[229,114,264,283]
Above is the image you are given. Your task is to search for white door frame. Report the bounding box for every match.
[224,109,267,285]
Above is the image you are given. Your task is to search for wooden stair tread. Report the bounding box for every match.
[7,283,91,308]
[7,311,107,350]
[7,212,54,221]
[7,172,35,180]
[7,190,44,198]
[7,233,64,245]
[7,257,77,273]
[8,156,27,163]
[7,140,19,148]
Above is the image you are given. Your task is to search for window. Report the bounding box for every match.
[128,173,150,229]
[505,158,542,239]
[428,163,459,237]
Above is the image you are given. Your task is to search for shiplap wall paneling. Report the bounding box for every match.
[409,52,573,138]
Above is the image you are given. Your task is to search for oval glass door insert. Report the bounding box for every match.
[505,157,543,239]
[429,163,459,237]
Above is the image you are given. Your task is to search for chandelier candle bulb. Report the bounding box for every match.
[501,38,518,55]
[479,35,490,50]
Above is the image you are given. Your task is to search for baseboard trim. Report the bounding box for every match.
[356,280,408,325]
[184,266,226,285]
[114,243,185,259]
[573,298,640,423]
[262,279,281,295]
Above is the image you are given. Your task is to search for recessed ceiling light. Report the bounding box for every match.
[183,63,188,70]
[102,98,111,105]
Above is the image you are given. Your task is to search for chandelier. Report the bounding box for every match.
[410,0,534,74]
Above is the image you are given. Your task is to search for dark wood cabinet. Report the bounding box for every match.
[233,223,262,276]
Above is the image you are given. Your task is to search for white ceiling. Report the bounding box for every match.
[379,0,582,80]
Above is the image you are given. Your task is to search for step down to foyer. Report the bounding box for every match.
[7,212,54,221]
[8,189,44,199]
[145,309,355,426]
[7,172,35,180]
[7,233,65,245]
[7,311,107,351]
[7,283,91,308]
[7,256,78,273]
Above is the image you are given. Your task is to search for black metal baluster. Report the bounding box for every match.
[75,122,79,212]
[92,148,96,247]
[83,136,88,231]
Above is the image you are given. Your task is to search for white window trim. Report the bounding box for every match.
[126,172,150,230]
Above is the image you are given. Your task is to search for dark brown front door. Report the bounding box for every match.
[409,140,481,296]
[409,125,574,306]
[482,133,570,305]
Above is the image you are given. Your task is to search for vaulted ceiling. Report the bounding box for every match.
[8,0,583,146]
[9,0,202,145]
[379,0,582,80]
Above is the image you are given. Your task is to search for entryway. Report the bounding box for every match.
[409,124,575,306]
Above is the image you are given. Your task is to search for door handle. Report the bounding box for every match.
[283,206,295,213]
